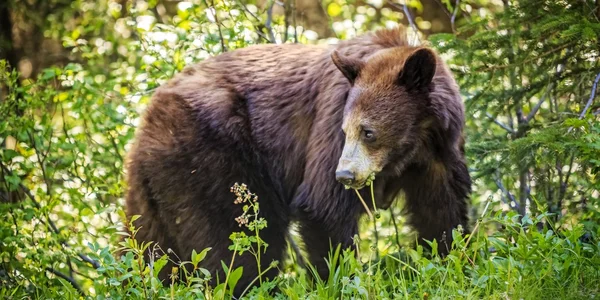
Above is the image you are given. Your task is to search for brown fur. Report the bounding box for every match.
[125,27,470,295]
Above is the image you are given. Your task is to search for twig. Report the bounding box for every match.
[450,0,460,33]
[494,172,519,210]
[265,0,277,43]
[78,253,101,269]
[386,0,419,41]
[207,0,227,52]
[234,0,272,43]
[432,0,452,18]
[283,0,289,42]
[353,189,374,220]
[517,169,529,216]
[292,0,297,43]
[486,113,513,133]
[557,153,575,208]
[579,71,600,119]
[45,267,85,296]
[526,83,554,123]
[568,71,600,133]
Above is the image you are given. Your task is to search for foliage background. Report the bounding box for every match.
[1,0,599,298]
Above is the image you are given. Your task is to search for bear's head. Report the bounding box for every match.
[331,46,439,189]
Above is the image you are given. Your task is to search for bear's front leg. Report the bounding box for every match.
[400,157,471,255]
[297,215,358,281]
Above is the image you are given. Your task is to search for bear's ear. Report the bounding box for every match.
[397,48,436,91]
[331,50,365,84]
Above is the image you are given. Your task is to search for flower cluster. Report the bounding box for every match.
[231,182,259,227]
[231,182,258,205]
[234,215,249,227]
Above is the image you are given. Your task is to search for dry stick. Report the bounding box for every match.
[354,189,374,220]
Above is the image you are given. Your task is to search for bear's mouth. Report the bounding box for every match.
[342,174,376,190]
[347,180,368,190]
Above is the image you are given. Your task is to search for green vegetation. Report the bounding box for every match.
[1,0,599,299]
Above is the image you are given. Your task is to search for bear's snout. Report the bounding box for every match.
[335,169,356,186]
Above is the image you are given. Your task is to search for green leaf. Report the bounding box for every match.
[2,149,20,161]
[227,266,244,293]
[191,247,211,267]
[153,255,168,276]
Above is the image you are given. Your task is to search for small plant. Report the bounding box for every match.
[214,183,277,299]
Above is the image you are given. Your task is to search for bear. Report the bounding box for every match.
[124,26,470,296]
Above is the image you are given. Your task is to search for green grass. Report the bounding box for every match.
[1,184,599,300]
[5,191,597,300]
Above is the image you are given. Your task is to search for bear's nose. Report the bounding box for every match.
[335,170,355,185]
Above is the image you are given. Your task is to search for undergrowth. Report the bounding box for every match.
[11,183,596,300]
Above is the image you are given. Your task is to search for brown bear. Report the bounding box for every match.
[124,27,470,295]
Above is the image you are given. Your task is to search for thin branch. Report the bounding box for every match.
[317,0,338,39]
[283,0,289,42]
[292,0,297,43]
[45,267,85,296]
[494,172,519,210]
[579,71,600,119]
[517,170,529,216]
[265,0,277,43]
[568,71,600,133]
[432,0,452,18]
[78,253,101,269]
[386,0,419,41]
[206,0,227,52]
[27,130,52,197]
[525,83,554,123]
[450,0,460,33]
[558,153,576,205]
[234,0,274,43]
[486,113,514,133]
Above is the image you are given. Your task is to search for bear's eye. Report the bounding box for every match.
[362,129,376,143]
